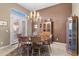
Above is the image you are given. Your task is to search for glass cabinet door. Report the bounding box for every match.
[67,16,78,55]
[43,24,46,31]
[72,16,78,55]
[68,20,72,50]
[72,20,77,51]
[47,23,50,32]
[78,19,79,55]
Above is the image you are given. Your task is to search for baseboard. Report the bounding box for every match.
[0,44,11,50]
[0,42,18,49]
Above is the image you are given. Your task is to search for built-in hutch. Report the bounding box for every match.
[39,19,54,42]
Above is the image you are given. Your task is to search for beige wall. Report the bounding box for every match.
[72,3,79,16]
[0,3,29,47]
[72,3,79,55]
[38,3,72,43]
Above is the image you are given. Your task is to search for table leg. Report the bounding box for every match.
[32,49,34,56]
[27,45,29,56]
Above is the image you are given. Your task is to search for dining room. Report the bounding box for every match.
[0,3,72,56]
[9,9,54,56]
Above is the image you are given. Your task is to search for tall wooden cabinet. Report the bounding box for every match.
[39,21,54,42]
[67,16,78,55]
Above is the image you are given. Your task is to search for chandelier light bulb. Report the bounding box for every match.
[30,11,33,18]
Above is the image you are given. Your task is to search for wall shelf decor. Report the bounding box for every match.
[0,21,7,26]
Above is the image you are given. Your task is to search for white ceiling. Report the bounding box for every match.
[19,3,59,11]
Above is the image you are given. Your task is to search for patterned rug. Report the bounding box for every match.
[7,45,50,56]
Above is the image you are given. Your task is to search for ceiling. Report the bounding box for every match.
[19,3,59,11]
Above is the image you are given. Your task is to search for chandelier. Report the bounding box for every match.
[27,11,41,35]
[28,11,41,22]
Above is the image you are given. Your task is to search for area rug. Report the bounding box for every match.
[7,45,50,56]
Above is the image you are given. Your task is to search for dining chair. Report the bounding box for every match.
[17,34,23,55]
[31,36,42,56]
[17,34,32,56]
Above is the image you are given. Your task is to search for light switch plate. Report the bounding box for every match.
[0,21,7,26]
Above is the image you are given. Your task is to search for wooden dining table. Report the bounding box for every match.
[17,34,51,56]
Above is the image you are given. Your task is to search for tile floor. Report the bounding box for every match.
[0,42,71,56]
[50,42,71,56]
[0,44,18,56]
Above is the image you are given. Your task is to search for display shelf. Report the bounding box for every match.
[67,16,78,55]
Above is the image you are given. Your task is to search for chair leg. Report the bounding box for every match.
[38,48,40,56]
[31,48,41,56]
[18,47,22,56]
